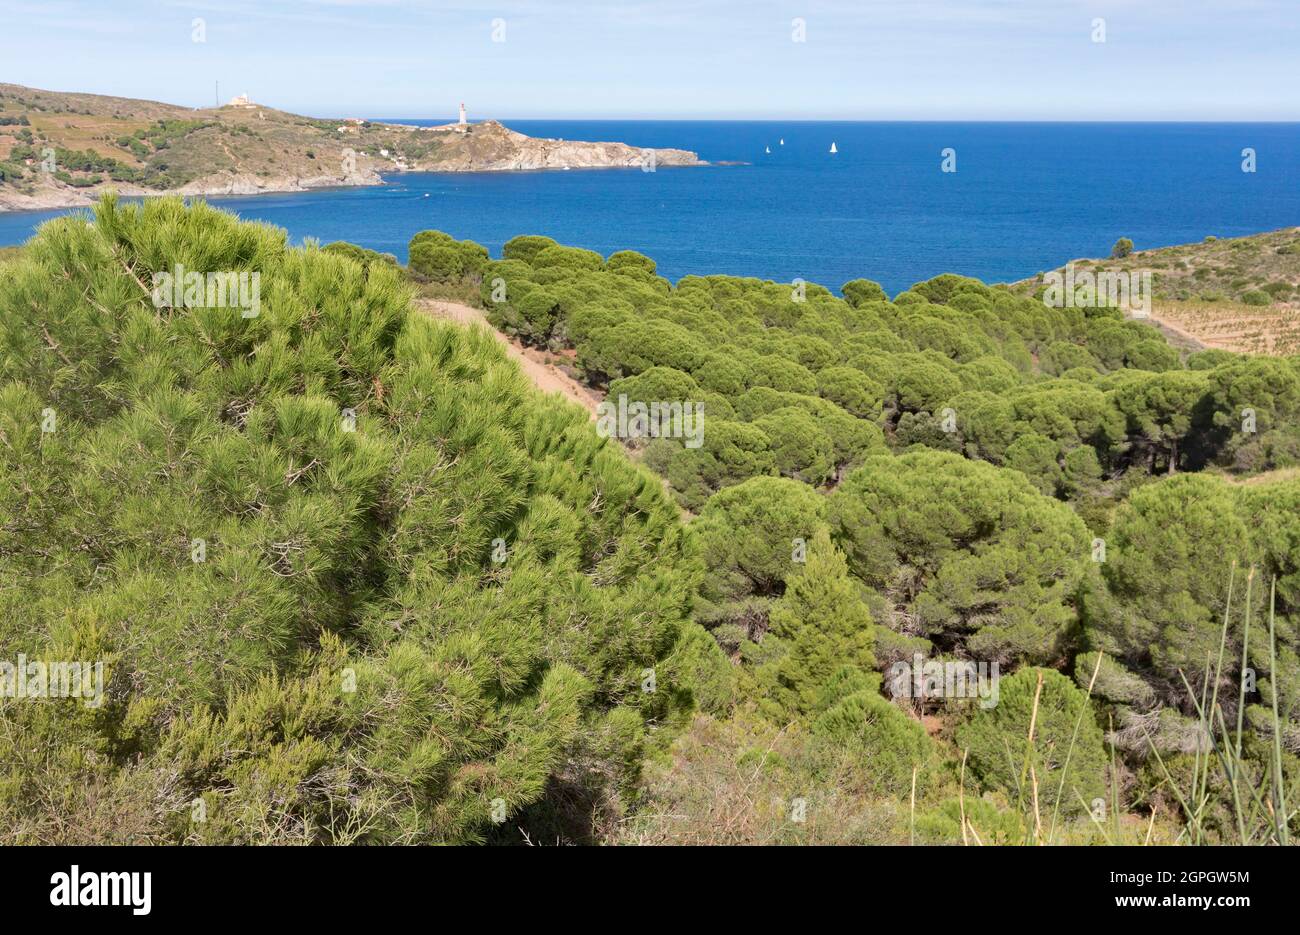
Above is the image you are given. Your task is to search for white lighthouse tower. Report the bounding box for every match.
[458,102,467,126]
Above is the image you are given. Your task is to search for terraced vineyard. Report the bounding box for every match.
[1016,226,1300,356]
[1146,298,1300,355]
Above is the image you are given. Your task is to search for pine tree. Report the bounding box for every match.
[760,529,877,717]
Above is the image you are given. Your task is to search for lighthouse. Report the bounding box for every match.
[458,102,467,126]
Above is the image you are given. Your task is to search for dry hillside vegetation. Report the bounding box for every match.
[1018,227,1300,355]
[0,83,701,211]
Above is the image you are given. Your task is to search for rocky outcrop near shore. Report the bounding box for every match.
[0,83,706,213]
[416,120,702,171]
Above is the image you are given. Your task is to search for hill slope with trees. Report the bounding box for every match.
[3,200,1297,845]
[0,197,724,844]
[411,226,1300,844]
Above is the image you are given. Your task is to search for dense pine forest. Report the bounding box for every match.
[2,197,1297,844]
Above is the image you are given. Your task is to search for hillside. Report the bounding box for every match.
[0,196,719,844]
[0,83,704,212]
[4,198,1297,846]
[407,225,1300,844]
[1014,227,1300,355]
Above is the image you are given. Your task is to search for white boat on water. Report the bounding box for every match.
[779,138,784,145]
[830,142,838,153]
[765,145,771,154]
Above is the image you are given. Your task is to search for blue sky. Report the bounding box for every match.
[2,0,1297,120]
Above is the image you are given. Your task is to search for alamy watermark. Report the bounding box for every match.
[1041,263,1151,318]
[887,654,1000,709]
[151,263,261,318]
[50,866,151,916]
[1,654,104,707]
[595,394,705,448]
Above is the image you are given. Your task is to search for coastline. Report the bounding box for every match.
[0,159,718,215]
[0,172,384,214]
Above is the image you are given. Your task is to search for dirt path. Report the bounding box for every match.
[1142,309,1209,353]
[415,299,602,419]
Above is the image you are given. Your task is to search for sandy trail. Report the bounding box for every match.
[416,299,601,419]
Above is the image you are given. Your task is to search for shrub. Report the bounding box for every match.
[608,365,701,404]
[321,241,399,270]
[647,419,775,511]
[1089,474,1249,695]
[816,366,884,420]
[408,230,487,282]
[755,530,877,717]
[0,196,702,845]
[957,667,1107,816]
[812,691,934,796]
[888,356,961,415]
[607,249,656,276]
[502,234,558,264]
[409,242,465,281]
[753,407,836,485]
[841,278,889,307]
[694,476,828,611]
[692,352,748,396]
[532,244,605,272]
[513,287,562,338]
[829,451,1090,664]
[746,353,817,395]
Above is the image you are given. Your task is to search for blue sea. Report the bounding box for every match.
[3,121,1298,294]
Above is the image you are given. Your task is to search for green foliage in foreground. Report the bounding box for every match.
[958,667,1108,816]
[6,206,1299,846]
[0,196,720,844]
[417,224,1300,843]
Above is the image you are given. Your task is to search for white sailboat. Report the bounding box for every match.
[829,142,838,154]
[765,145,771,154]
[779,138,784,145]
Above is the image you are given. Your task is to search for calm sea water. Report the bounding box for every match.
[3,121,1298,293]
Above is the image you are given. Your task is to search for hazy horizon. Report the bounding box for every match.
[7,84,1300,124]
[2,0,1297,122]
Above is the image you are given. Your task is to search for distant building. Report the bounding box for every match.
[459,102,467,125]
[225,93,256,109]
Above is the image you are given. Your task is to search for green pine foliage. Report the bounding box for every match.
[957,667,1108,816]
[813,689,936,797]
[753,529,878,718]
[444,229,1300,515]
[408,229,488,283]
[0,196,710,844]
[450,231,1300,843]
[829,450,1090,665]
[7,204,1297,845]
